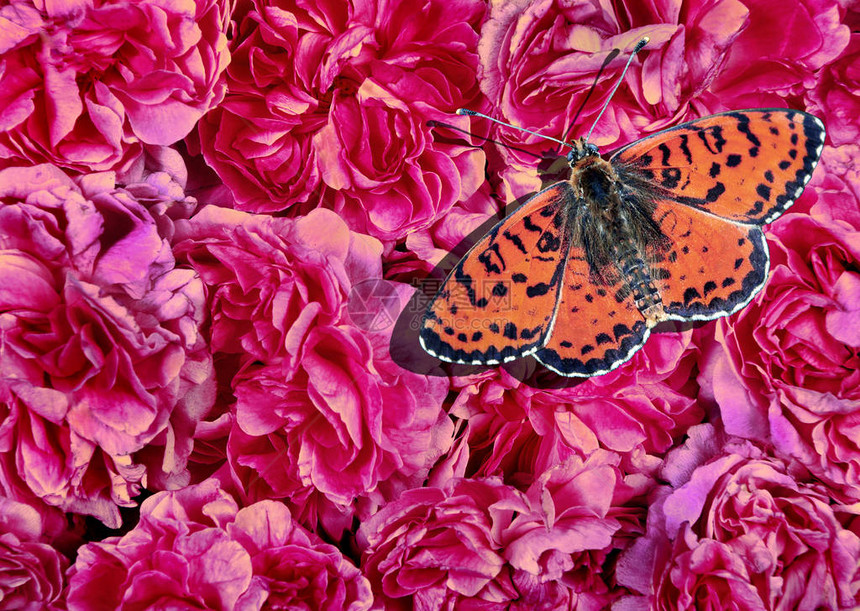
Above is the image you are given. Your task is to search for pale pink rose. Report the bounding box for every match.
[66,480,373,610]
[617,428,860,609]
[712,0,850,108]
[360,456,630,609]
[0,165,214,526]
[474,0,750,198]
[699,148,860,501]
[197,0,486,242]
[0,497,69,610]
[808,31,860,147]
[0,0,232,179]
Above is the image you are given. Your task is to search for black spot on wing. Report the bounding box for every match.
[683,287,701,305]
[709,162,721,178]
[705,182,725,202]
[657,143,671,166]
[661,168,682,188]
[503,230,527,254]
[523,216,542,232]
[726,154,742,167]
[678,134,692,164]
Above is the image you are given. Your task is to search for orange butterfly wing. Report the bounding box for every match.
[534,245,649,376]
[611,109,825,224]
[420,182,575,365]
[644,199,769,320]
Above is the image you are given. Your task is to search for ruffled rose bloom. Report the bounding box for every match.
[474,0,750,199]
[699,146,860,501]
[711,0,850,108]
[0,497,69,610]
[616,426,860,609]
[808,31,860,147]
[0,165,214,527]
[66,479,373,610]
[174,208,452,534]
[197,0,485,242]
[449,329,702,482]
[0,0,232,179]
[360,454,628,609]
[174,206,383,365]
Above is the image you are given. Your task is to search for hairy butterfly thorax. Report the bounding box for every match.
[567,138,668,328]
[419,37,825,377]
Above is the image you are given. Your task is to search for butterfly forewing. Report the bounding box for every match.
[420,182,576,366]
[535,245,649,376]
[646,199,770,320]
[611,109,825,224]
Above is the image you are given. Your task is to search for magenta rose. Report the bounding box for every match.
[66,479,373,610]
[0,0,232,179]
[360,456,627,609]
[0,497,69,610]
[617,427,860,609]
[450,329,702,481]
[197,0,485,242]
[228,315,452,537]
[699,146,860,502]
[808,31,860,146]
[175,207,451,533]
[712,0,850,108]
[0,165,214,526]
[174,206,384,366]
[474,0,750,198]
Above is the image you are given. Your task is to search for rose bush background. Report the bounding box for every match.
[0,0,857,608]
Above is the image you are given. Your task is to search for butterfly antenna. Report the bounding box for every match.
[455,109,574,149]
[584,37,649,143]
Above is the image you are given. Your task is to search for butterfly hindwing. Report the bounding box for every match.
[535,245,649,376]
[420,182,576,366]
[646,199,769,320]
[611,109,825,224]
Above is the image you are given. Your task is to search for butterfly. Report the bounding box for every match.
[419,104,825,377]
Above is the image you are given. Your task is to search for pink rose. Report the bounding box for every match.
[360,456,627,609]
[474,0,749,197]
[808,31,860,146]
[802,144,860,228]
[0,0,232,179]
[175,207,384,365]
[0,165,214,526]
[700,146,860,501]
[0,497,69,610]
[197,0,485,242]
[617,427,860,609]
[228,318,451,537]
[712,0,850,108]
[449,330,702,481]
[175,207,451,534]
[66,479,373,610]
